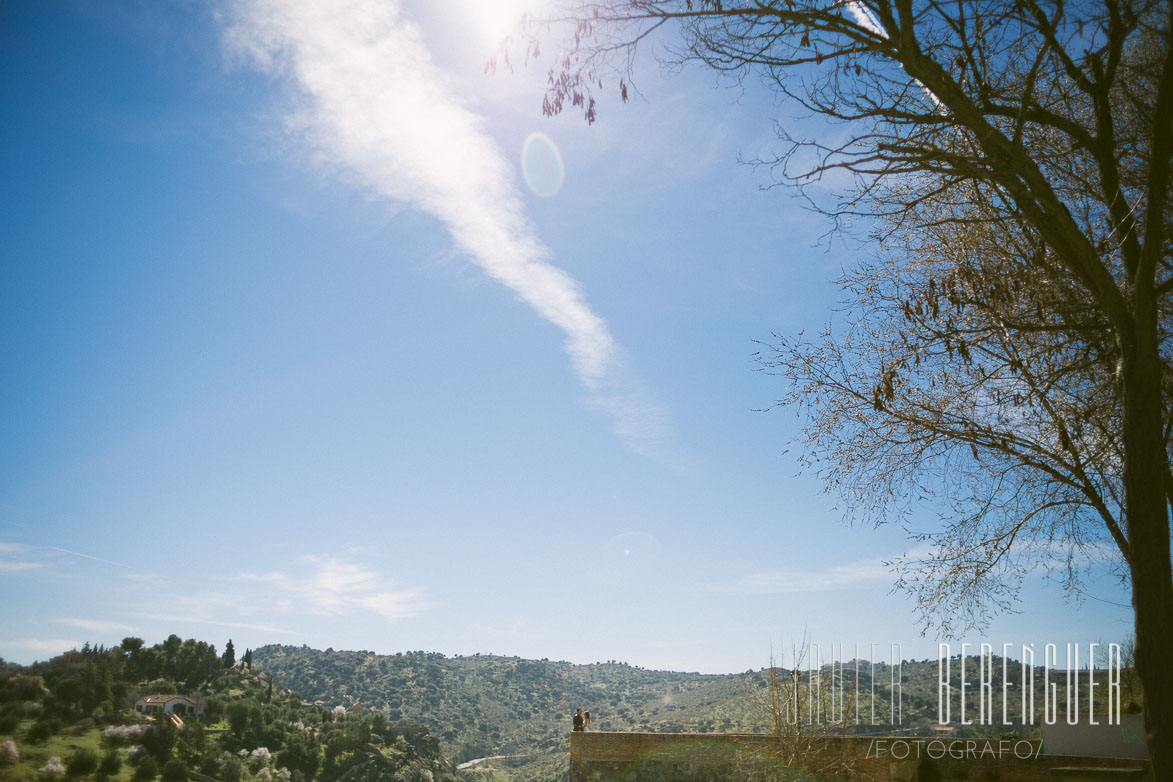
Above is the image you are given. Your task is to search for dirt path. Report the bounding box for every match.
[455,753,531,770]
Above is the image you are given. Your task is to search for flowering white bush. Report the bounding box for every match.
[239,749,250,758]
[40,756,65,775]
[333,705,347,716]
[276,768,291,780]
[129,745,148,761]
[250,747,272,762]
[0,740,18,762]
[255,768,272,780]
[103,724,146,743]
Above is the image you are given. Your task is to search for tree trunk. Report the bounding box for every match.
[1121,323,1173,782]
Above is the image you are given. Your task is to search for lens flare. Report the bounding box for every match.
[521,131,564,197]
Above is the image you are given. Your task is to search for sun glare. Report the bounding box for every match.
[464,0,550,45]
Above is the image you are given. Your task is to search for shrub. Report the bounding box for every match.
[66,748,99,778]
[219,755,243,782]
[132,755,157,781]
[14,675,47,700]
[71,717,96,736]
[161,758,187,781]
[41,756,65,776]
[98,749,122,775]
[103,724,146,744]
[198,751,221,776]
[0,739,19,762]
[204,696,224,721]
[11,700,43,720]
[139,721,172,760]
[26,719,58,744]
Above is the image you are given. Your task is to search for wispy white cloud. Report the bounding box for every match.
[0,541,42,573]
[241,554,427,622]
[130,585,293,634]
[119,554,421,634]
[54,618,135,634]
[0,561,43,573]
[223,0,673,456]
[0,638,82,656]
[130,612,292,635]
[731,557,891,595]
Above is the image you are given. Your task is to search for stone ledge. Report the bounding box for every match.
[1047,768,1148,781]
[569,733,1152,782]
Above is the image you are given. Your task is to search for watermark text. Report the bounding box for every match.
[866,739,1043,761]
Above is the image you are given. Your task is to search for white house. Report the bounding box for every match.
[134,694,204,717]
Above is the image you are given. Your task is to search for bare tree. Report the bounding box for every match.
[760,186,1137,631]
[739,646,864,782]
[512,0,1173,774]
[741,665,853,782]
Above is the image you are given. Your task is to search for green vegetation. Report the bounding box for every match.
[0,640,1131,782]
[254,645,726,763]
[0,638,458,782]
[252,645,1127,782]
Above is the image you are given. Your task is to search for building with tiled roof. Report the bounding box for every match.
[134,694,204,717]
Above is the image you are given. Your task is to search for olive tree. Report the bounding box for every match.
[515,0,1173,773]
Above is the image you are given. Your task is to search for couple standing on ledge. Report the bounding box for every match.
[572,708,591,731]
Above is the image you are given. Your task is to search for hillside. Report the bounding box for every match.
[0,639,1130,782]
[251,644,1106,782]
[0,637,459,782]
[251,645,731,763]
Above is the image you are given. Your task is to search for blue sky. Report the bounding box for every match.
[0,0,1132,673]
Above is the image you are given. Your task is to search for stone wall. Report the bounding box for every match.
[568,732,1152,782]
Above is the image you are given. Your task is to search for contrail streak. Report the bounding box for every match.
[226,0,673,456]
